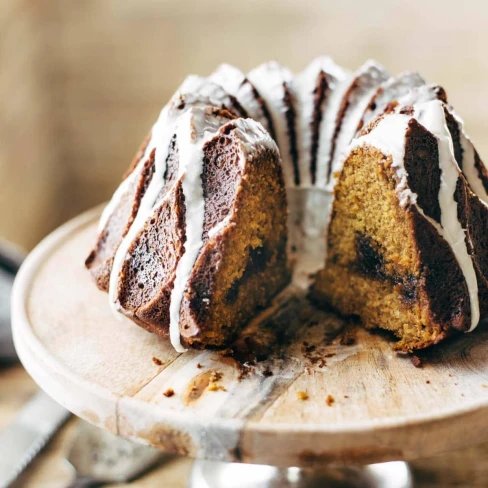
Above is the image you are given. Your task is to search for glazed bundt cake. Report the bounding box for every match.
[86,87,289,351]
[87,56,488,352]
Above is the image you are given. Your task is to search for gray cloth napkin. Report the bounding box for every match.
[0,241,25,363]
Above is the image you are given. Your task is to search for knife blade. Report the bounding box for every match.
[0,390,70,488]
[0,239,25,363]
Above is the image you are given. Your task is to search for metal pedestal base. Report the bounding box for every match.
[189,460,413,488]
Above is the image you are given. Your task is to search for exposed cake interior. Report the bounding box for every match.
[181,122,290,347]
[312,145,450,350]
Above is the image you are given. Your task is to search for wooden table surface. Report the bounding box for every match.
[2,364,488,487]
[1,365,192,488]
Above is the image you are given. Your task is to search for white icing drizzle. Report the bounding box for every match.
[177,75,241,113]
[210,64,270,131]
[230,117,279,158]
[345,100,480,331]
[209,64,245,97]
[109,103,172,317]
[359,72,426,131]
[395,84,445,107]
[316,73,352,187]
[415,102,480,331]
[294,56,349,187]
[247,61,297,186]
[169,109,223,351]
[327,60,390,186]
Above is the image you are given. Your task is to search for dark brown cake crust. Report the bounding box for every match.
[409,206,471,335]
[244,78,277,141]
[455,179,488,318]
[85,140,155,291]
[403,119,442,223]
[282,83,300,186]
[326,78,359,182]
[310,71,330,185]
[444,108,464,169]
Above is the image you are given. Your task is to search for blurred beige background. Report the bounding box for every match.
[2,0,487,249]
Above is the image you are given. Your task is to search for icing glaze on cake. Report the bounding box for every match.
[295,57,350,186]
[169,109,234,351]
[248,62,299,186]
[327,60,389,184]
[210,64,274,137]
[358,72,426,131]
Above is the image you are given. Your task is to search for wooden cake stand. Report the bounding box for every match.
[11,207,488,487]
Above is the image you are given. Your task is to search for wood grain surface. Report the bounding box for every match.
[11,207,488,470]
[4,366,488,487]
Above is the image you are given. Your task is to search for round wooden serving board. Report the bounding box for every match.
[11,206,488,468]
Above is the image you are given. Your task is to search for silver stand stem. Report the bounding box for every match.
[189,459,413,488]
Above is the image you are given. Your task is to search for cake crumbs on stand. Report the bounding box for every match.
[210,371,223,382]
[410,355,423,368]
[207,371,226,392]
[163,388,175,397]
[296,391,309,401]
[152,356,163,366]
[326,394,335,406]
[302,342,335,369]
[207,383,227,392]
[340,329,356,346]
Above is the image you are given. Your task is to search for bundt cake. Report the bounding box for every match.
[86,87,289,352]
[87,56,488,353]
